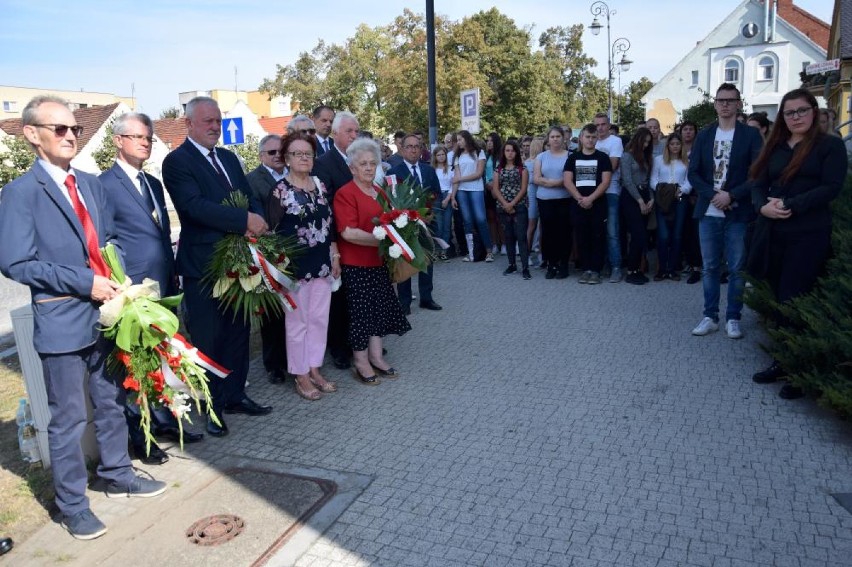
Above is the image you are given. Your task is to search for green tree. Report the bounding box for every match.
[617,77,654,133]
[91,119,117,172]
[0,135,35,186]
[159,107,180,119]
[230,134,260,173]
[680,89,717,129]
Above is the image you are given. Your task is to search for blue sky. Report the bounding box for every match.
[0,0,832,116]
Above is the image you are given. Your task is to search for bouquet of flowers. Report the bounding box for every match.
[372,175,436,283]
[98,244,224,453]
[204,192,300,322]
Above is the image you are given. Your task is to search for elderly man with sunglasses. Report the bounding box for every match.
[0,96,167,541]
[246,133,289,383]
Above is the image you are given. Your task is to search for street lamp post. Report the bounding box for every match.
[589,1,632,120]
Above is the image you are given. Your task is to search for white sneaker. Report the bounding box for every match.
[725,319,743,339]
[691,317,719,336]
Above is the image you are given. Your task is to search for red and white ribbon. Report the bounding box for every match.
[381,224,415,261]
[248,242,298,312]
[166,331,231,378]
[161,360,191,395]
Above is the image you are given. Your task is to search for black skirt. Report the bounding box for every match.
[341,265,411,351]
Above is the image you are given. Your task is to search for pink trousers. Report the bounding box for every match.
[284,277,332,375]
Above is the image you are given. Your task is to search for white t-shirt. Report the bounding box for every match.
[435,167,453,193]
[706,127,735,218]
[596,135,623,195]
[455,150,486,192]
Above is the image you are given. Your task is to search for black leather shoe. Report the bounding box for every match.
[0,537,12,556]
[266,368,287,384]
[206,414,228,437]
[686,270,701,284]
[223,396,272,416]
[133,442,169,465]
[779,384,805,400]
[331,353,351,369]
[353,368,380,385]
[419,300,442,311]
[753,361,786,384]
[155,426,204,444]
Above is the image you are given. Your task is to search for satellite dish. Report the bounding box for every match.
[742,22,760,38]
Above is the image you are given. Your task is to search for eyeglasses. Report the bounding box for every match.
[402,144,421,150]
[782,106,813,119]
[287,151,314,159]
[120,134,153,143]
[714,98,740,106]
[264,150,279,156]
[299,128,316,135]
[32,123,83,137]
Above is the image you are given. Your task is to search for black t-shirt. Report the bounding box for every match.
[563,149,612,197]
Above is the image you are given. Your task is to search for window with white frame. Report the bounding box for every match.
[2,101,17,112]
[691,70,698,86]
[724,59,740,83]
[757,55,775,81]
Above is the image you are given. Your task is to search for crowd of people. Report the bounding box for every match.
[0,83,846,541]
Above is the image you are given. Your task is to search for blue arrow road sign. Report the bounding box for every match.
[222,117,244,145]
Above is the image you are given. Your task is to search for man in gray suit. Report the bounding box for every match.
[0,96,166,541]
[246,134,288,383]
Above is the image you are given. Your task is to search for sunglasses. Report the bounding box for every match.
[33,123,84,137]
[120,134,153,143]
[299,128,316,135]
[264,150,279,156]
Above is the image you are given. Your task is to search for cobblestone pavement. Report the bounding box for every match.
[0,272,30,347]
[12,256,852,566]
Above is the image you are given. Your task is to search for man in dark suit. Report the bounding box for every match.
[0,96,166,540]
[312,111,360,368]
[246,134,288,384]
[162,96,272,438]
[687,83,763,339]
[388,134,443,315]
[312,105,335,157]
[100,112,204,464]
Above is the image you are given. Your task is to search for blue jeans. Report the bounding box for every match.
[434,192,453,248]
[655,199,688,273]
[606,193,622,268]
[456,190,492,249]
[698,217,747,322]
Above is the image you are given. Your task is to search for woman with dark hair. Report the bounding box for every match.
[333,138,411,385]
[678,120,702,284]
[533,126,572,279]
[484,132,504,255]
[650,132,691,280]
[748,89,848,400]
[491,139,530,278]
[747,112,772,141]
[451,130,493,262]
[619,127,654,285]
[267,132,339,400]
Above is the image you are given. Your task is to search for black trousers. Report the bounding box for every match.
[182,277,250,414]
[537,198,573,269]
[571,198,607,273]
[767,228,832,303]
[620,196,648,271]
[259,309,287,372]
[327,283,350,358]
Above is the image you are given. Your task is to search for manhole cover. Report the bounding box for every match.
[186,514,245,546]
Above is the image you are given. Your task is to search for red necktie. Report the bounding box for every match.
[64,174,111,278]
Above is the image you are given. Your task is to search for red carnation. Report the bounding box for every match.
[123,376,140,392]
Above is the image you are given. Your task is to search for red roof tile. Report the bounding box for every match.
[153,118,187,150]
[776,0,830,51]
[258,116,292,135]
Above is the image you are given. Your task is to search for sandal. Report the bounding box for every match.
[371,366,399,379]
[295,377,322,400]
[310,375,338,393]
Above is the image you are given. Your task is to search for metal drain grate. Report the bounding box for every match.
[186,514,245,546]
